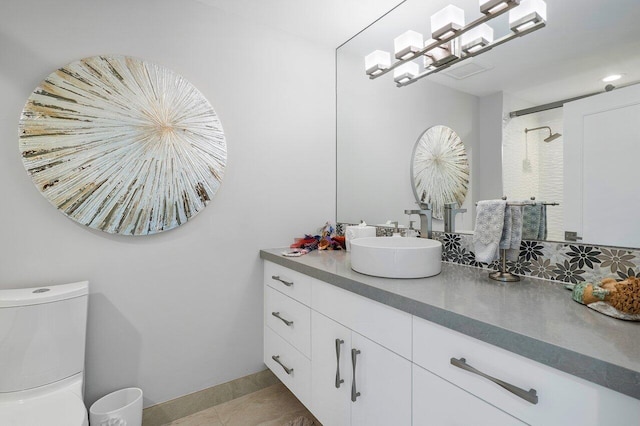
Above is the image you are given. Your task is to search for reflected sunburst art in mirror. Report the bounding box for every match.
[19,55,226,235]
[411,125,469,220]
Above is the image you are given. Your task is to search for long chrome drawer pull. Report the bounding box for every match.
[335,339,345,388]
[271,275,293,287]
[272,355,294,375]
[271,312,293,326]
[351,348,361,402]
[450,357,538,405]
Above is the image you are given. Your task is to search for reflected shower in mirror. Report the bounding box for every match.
[502,108,563,241]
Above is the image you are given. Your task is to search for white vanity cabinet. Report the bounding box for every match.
[311,309,412,426]
[264,261,412,426]
[263,259,640,426]
[263,262,313,406]
[310,272,413,426]
[310,310,352,425]
[413,316,640,426]
[413,364,526,426]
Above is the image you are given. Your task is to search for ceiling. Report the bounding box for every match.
[197,0,640,105]
[194,0,404,47]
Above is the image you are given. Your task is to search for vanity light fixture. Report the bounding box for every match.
[431,5,465,40]
[480,0,517,15]
[425,38,461,67]
[394,62,420,84]
[509,0,546,32]
[365,50,391,76]
[461,24,494,54]
[395,30,424,60]
[365,0,546,87]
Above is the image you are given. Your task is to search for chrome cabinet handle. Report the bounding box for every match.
[450,357,538,405]
[271,312,293,326]
[335,339,345,388]
[271,275,293,287]
[272,355,293,375]
[351,348,361,402]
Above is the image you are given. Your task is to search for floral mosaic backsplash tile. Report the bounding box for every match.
[431,232,640,284]
[336,223,639,285]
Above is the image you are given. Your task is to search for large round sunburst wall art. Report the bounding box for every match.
[19,55,226,235]
[410,125,469,220]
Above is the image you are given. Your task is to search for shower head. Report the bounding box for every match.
[525,126,562,143]
[544,132,562,142]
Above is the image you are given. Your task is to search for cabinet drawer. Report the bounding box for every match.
[264,326,311,407]
[312,279,412,360]
[264,261,311,306]
[265,285,311,357]
[413,317,640,426]
[413,364,526,426]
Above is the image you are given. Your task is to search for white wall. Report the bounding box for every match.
[0,0,335,407]
[475,92,503,203]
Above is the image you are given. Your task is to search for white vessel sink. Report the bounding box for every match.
[350,237,442,279]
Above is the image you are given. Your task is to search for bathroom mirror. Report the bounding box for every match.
[411,125,469,220]
[336,0,640,248]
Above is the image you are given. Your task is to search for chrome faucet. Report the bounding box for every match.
[444,202,467,233]
[404,203,433,239]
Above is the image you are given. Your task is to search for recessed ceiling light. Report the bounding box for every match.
[602,74,623,82]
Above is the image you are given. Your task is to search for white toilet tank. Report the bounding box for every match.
[0,281,88,393]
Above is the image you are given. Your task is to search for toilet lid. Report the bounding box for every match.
[0,391,88,426]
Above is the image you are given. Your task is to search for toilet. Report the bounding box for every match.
[0,281,89,425]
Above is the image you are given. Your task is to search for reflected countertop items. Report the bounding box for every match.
[260,248,640,400]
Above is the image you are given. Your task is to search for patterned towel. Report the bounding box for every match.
[505,205,523,261]
[473,200,507,263]
[522,204,542,240]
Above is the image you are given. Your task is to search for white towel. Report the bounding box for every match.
[473,200,506,263]
[474,201,523,263]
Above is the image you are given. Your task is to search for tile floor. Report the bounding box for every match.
[167,383,321,426]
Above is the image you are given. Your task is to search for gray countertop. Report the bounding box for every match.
[260,248,640,400]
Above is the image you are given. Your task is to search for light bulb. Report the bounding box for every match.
[461,24,494,53]
[509,0,546,32]
[393,62,419,84]
[394,30,424,60]
[365,50,391,76]
[480,0,512,15]
[431,5,465,40]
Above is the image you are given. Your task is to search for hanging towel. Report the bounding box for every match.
[522,204,543,240]
[473,200,507,263]
[499,206,513,250]
[507,205,523,261]
[539,204,547,240]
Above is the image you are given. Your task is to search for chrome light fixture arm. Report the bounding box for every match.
[398,20,545,87]
[369,0,521,81]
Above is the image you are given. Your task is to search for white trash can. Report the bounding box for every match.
[89,387,143,426]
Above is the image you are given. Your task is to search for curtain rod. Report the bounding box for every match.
[508,81,639,118]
